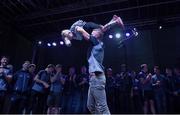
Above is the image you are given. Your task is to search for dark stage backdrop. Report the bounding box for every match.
[0,27,33,71]
[0,25,180,73]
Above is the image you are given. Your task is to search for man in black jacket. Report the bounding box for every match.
[10,61,32,113]
[0,56,13,113]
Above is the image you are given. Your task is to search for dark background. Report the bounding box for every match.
[0,0,180,73]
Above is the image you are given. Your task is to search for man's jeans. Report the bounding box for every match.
[154,91,166,113]
[87,73,110,114]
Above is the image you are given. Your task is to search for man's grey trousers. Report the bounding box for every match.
[87,73,110,114]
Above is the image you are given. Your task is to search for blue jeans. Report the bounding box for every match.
[87,73,110,114]
[71,90,81,113]
[154,91,166,113]
[61,92,71,113]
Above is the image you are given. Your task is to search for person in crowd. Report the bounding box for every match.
[10,61,32,113]
[0,56,13,113]
[139,64,156,114]
[152,66,166,113]
[131,70,143,113]
[62,66,77,113]
[28,64,36,79]
[164,67,176,113]
[114,69,122,113]
[114,64,133,113]
[47,64,65,114]
[173,65,180,113]
[121,64,133,113]
[25,64,36,114]
[105,68,116,113]
[76,66,89,113]
[31,64,54,113]
[28,64,37,93]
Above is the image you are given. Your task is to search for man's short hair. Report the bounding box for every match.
[56,64,62,68]
[140,64,147,69]
[47,64,55,68]
[1,56,9,61]
[121,64,126,67]
[29,64,36,68]
[61,29,70,38]
[107,68,112,71]
[24,60,30,64]
[154,66,160,70]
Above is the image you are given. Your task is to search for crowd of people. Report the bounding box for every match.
[0,56,180,114]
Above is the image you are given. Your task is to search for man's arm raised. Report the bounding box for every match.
[75,26,90,41]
